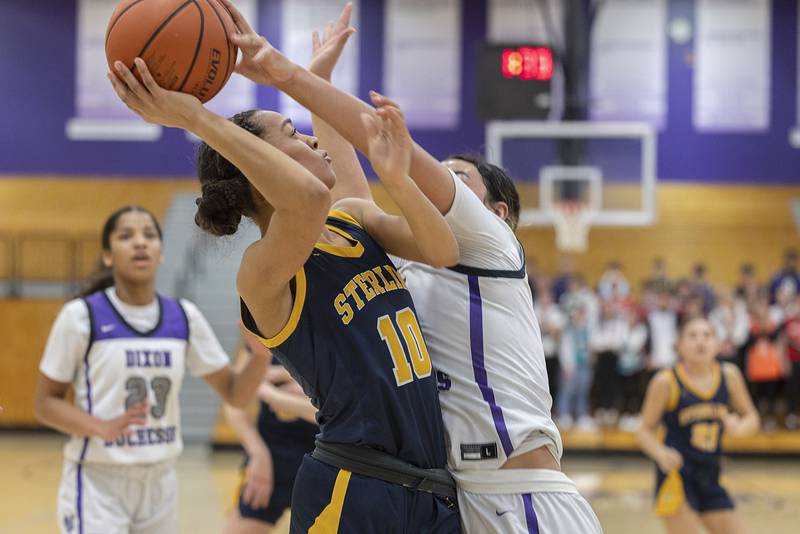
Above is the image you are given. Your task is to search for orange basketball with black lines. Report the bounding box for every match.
[105,0,238,103]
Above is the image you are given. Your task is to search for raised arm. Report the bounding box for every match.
[221,0,455,212]
[335,105,458,267]
[109,59,331,338]
[308,4,372,202]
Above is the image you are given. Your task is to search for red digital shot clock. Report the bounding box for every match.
[476,43,555,119]
[501,46,554,81]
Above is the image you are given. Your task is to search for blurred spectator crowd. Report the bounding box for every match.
[529,248,800,433]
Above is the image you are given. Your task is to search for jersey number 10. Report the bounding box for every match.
[377,308,433,387]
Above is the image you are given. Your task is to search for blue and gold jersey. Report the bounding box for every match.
[242,211,448,470]
[663,363,730,465]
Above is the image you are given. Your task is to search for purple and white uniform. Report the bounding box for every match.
[40,288,228,534]
[396,173,602,533]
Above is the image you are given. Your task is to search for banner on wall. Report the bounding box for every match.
[487,0,563,43]
[792,0,800,148]
[279,0,359,128]
[589,0,666,127]
[384,0,461,128]
[693,0,771,132]
[66,0,257,141]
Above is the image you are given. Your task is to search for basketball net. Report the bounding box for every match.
[552,202,593,253]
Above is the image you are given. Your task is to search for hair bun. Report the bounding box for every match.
[194,114,262,238]
[194,180,249,236]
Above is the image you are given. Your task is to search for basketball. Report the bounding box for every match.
[105,0,238,103]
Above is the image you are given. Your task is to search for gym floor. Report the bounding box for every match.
[2,434,798,533]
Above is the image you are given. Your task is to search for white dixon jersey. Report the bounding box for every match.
[39,288,229,465]
[397,173,563,472]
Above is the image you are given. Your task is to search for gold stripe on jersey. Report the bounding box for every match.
[260,268,307,349]
[316,224,365,258]
[328,209,362,228]
[666,371,680,412]
[676,363,721,401]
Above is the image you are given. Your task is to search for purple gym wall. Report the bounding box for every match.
[0,0,798,183]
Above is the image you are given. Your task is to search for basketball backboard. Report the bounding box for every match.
[485,121,657,227]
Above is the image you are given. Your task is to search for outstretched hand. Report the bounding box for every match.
[310,2,356,81]
[108,58,204,129]
[361,93,412,184]
[219,0,297,87]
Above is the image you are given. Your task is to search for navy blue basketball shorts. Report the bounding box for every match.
[290,455,461,533]
[236,439,309,525]
[655,462,734,516]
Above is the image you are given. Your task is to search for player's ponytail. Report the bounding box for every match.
[194,110,262,237]
[77,262,115,298]
[76,206,163,298]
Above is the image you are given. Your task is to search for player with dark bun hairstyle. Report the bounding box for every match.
[108,21,461,530]
[194,110,261,236]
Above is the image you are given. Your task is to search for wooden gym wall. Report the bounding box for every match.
[0,177,797,427]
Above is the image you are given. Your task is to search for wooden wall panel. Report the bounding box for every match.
[513,184,799,287]
[2,176,793,289]
[0,176,198,282]
[0,299,63,426]
[0,177,798,428]
[0,176,197,234]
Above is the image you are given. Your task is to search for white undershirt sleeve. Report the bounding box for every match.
[180,300,231,377]
[443,169,522,271]
[39,299,91,384]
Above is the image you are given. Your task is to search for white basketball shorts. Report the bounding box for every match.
[57,459,177,534]
[454,468,603,534]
